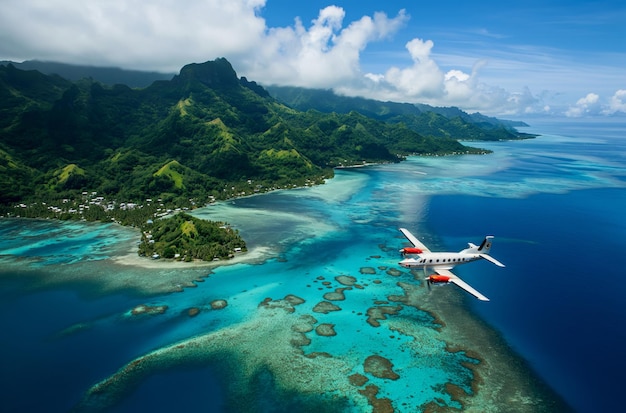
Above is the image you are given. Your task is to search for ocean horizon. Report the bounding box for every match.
[1,117,624,412]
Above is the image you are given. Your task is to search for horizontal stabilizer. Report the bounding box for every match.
[479,254,505,267]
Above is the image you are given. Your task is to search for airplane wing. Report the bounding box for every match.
[399,228,431,253]
[434,268,490,301]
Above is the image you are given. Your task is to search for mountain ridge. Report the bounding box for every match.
[2,58,529,131]
[0,59,174,88]
[1,58,505,208]
[265,85,533,141]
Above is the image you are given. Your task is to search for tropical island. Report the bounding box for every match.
[0,58,534,261]
[138,212,246,261]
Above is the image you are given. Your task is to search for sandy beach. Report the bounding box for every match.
[0,219,278,297]
[110,244,275,270]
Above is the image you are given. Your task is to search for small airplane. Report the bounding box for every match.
[398,228,505,301]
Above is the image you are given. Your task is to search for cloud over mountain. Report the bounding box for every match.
[1,0,623,117]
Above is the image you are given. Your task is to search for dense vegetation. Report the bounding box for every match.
[0,58,494,208]
[266,86,536,141]
[138,213,246,261]
[0,58,532,261]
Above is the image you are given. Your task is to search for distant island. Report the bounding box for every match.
[0,58,535,261]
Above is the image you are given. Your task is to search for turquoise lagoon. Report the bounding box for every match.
[2,119,625,412]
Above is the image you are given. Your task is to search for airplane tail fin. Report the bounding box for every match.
[477,236,505,267]
[477,236,494,253]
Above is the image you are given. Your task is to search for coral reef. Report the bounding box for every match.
[315,323,337,337]
[363,355,400,380]
[210,299,228,310]
[130,304,168,316]
[312,301,341,314]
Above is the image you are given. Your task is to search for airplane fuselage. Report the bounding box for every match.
[397,228,504,301]
[399,252,481,269]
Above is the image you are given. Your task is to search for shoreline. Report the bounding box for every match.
[0,245,277,298]
[0,217,279,296]
[110,244,276,270]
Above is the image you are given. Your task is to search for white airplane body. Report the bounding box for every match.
[398,228,505,301]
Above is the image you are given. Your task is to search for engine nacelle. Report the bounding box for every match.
[400,247,423,255]
[428,274,451,284]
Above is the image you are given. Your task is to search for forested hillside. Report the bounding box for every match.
[266,86,535,141]
[0,58,491,207]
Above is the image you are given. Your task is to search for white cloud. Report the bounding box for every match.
[603,89,626,115]
[335,39,540,115]
[566,93,602,117]
[445,70,470,83]
[384,38,445,98]
[0,1,409,89]
[0,1,622,117]
[0,0,268,71]
[248,7,409,88]
[564,91,626,117]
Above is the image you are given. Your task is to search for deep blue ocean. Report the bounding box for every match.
[428,120,626,413]
[0,118,624,412]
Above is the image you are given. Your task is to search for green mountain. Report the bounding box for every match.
[1,58,496,207]
[266,86,535,141]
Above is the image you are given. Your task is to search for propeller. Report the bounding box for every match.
[424,267,432,292]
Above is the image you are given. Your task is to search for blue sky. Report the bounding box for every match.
[1,0,624,117]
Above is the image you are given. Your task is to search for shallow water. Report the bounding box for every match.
[2,118,624,412]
